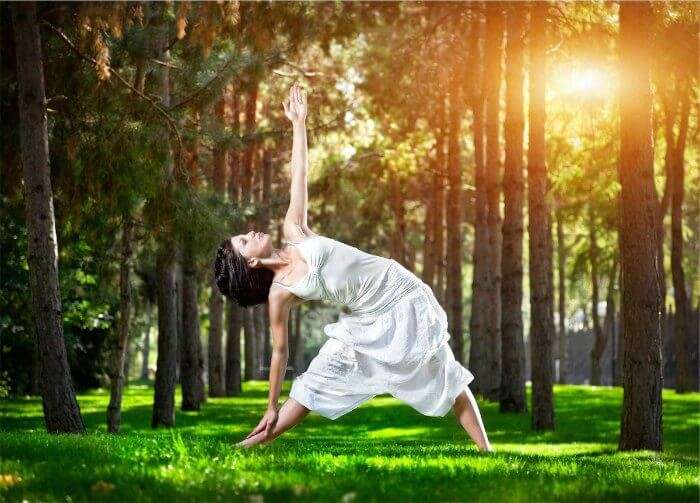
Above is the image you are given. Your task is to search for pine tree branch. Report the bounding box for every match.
[169,46,288,112]
[42,20,185,169]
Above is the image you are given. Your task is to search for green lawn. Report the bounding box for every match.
[1,382,698,502]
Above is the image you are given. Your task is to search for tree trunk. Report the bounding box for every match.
[602,263,617,386]
[153,238,178,428]
[592,260,618,386]
[614,203,624,387]
[228,86,241,203]
[527,1,555,430]
[261,147,273,372]
[434,98,447,308]
[556,208,567,384]
[107,216,133,432]
[151,35,178,429]
[107,53,148,431]
[499,2,526,413]
[242,83,259,379]
[468,8,489,397]
[294,305,303,373]
[288,306,301,379]
[208,284,226,396]
[208,95,227,396]
[617,1,663,451]
[422,150,438,287]
[243,307,257,380]
[390,168,408,267]
[11,2,86,434]
[589,213,603,385]
[446,60,465,364]
[180,239,204,411]
[225,301,243,394]
[254,303,266,379]
[672,87,691,393]
[483,1,505,401]
[141,302,152,380]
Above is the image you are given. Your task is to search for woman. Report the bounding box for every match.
[214,84,493,452]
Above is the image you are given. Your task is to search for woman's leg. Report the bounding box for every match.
[452,387,493,452]
[236,397,310,448]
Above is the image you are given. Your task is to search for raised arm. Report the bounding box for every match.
[282,84,316,242]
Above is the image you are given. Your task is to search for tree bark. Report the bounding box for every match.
[208,284,226,396]
[208,95,227,396]
[228,85,241,203]
[225,300,243,394]
[617,1,663,451]
[589,212,603,385]
[483,1,505,401]
[253,303,266,379]
[527,0,555,430]
[446,59,465,364]
[151,34,178,429]
[242,83,258,379]
[180,240,204,411]
[422,137,438,287]
[261,148,273,377]
[390,168,408,267]
[468,7,489,397]
[294,305,303,373]
[107,49,148,433]
[288,306,302,378]
[11,2,86,434]
[434,98,447,308]
[243,307,257,380]
[141,301,152,380]
[107,216,133,432]
[556,207,567,384]
[499,2,527,413]
[592,260,618,386]
[672,86,691,393]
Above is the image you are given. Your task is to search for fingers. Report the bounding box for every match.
[282,98,290,115]
[245,426,262,440]
[245,421,265,439]
[291,83,302,105]
[265,420,274,438]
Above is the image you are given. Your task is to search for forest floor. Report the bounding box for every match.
[1,382,698,502]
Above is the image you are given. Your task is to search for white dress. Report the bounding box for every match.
[272,234,475,420]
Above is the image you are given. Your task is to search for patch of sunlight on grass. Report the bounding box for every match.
[366,426,432,438]
[496,442,612,456]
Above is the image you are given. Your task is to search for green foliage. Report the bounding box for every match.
[0,383,698,501]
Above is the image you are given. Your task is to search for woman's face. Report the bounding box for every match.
[231,231,273,264]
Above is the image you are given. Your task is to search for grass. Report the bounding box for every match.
[1,382,698,502]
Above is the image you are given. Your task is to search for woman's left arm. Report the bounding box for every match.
[282,84,316,242]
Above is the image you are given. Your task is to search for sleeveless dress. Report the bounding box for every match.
[273,234,475,420]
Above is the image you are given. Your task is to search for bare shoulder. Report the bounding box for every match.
[268,284,304,314]
[282,220,318,244]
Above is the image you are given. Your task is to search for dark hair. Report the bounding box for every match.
[214,238,274,307]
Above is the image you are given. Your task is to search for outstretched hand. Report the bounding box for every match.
[282,83,307,125]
